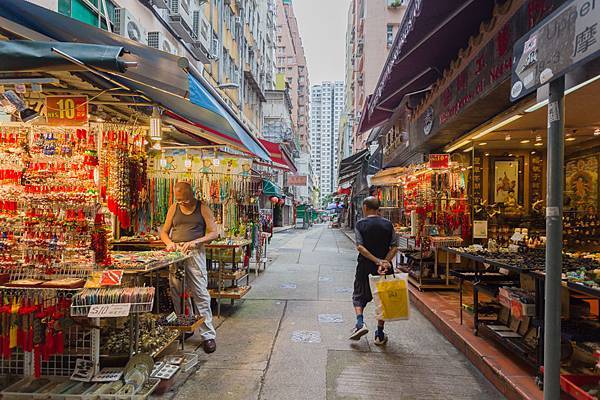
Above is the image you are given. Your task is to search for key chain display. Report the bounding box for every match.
[0,116,276,397]
[0,126,98,281]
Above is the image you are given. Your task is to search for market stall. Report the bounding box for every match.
[0,56,272,400]
[0,117,203,393]
[0,121,276,395]
[427,73,600,391]
[371,155,470,290]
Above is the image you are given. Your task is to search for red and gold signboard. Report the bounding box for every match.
[429,154,449,169]
[287,175,308,186]
[45,96,88,126]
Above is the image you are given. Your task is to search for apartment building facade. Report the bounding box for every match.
[38,0,276,139]
[340,0,406,156]
[274,0,310,155]
[310,81,344,205]
[339,3,357,162]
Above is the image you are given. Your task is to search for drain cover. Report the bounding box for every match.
[335,288,353,293]
[291,331,321,343]
[318,314,343,323]
[281,283,297,289]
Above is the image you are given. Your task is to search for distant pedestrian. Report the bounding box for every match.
[349,196,398,345]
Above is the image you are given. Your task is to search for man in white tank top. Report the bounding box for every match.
[161,182,218,353]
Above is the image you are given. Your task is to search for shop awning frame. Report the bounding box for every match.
[259,139,298,173]
[358,0,497,133]
[0,0,271,161]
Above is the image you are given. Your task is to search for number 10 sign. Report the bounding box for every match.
[45,96,88,126]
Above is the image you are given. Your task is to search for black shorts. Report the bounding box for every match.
[352,261,380,308]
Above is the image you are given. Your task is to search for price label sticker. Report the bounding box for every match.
[166,312,178,323]
[88,303,131,318]
[100,270,124,286]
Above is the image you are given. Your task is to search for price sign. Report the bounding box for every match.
[166,312,178,323]
[87,303,131,318]
[45,95,88,126]
[100,270,124,286]
[429,154,449,169]
[473,220,488,239]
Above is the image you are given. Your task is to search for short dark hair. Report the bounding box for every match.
[363,196,380,211]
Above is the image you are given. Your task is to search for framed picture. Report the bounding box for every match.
[565,154,598,213]
[489,157,524,206]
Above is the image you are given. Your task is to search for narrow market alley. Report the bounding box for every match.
[170,226,504,400]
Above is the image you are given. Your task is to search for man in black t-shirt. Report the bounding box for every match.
[349,197,398,345]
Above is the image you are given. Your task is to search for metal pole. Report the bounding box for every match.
[543,75,565,400]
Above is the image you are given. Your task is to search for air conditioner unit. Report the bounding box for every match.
[235,16,242,31]
[150,0,169,9]
[147,31,179,55]
[114,8,147,44]
[168,0,197,42]
[210,38,220,59]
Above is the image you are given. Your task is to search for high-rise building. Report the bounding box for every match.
[311,81,345,205]
[275,0,310,155]
[340,0,406,156]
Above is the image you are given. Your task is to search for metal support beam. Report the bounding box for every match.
[543,76,565,400]
[42,88,146,97]
[0,78,59,85]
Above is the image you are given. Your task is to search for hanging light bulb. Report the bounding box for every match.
[505,134,511,141]
[536,135,542,142]
[149,106,162,141]
[595,128,600,136]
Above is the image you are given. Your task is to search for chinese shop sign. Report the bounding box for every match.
[429,154,449,169]
[45,96,88,126]
[511,0,600,101]
[413,0,563,146]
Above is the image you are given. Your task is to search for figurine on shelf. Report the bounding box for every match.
[160,181,219,354]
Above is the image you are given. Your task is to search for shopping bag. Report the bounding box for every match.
[369,273,410,321]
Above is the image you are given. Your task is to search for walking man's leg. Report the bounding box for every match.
[350,273,370,340]
[374,319,388,345]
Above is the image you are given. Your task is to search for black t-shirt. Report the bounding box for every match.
[355,216,397,271]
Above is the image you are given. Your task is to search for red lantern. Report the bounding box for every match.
[270,196,279,204]
[278,198,285,205]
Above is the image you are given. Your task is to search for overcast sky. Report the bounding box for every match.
[293,0,352,85]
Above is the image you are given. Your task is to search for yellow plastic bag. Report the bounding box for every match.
[369,273,410,321]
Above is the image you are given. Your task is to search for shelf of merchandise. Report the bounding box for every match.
[208,270,248,281]
[206,241,252,316]
[166,316,206,333]
[209,286,251,300]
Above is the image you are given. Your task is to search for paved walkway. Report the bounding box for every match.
[172,225,504,400]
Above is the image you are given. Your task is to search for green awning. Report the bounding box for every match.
[263,179,283,198]
[0,41,128,72]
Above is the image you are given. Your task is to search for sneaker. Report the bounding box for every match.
[374,332,388,346]
[349,323,369,340]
